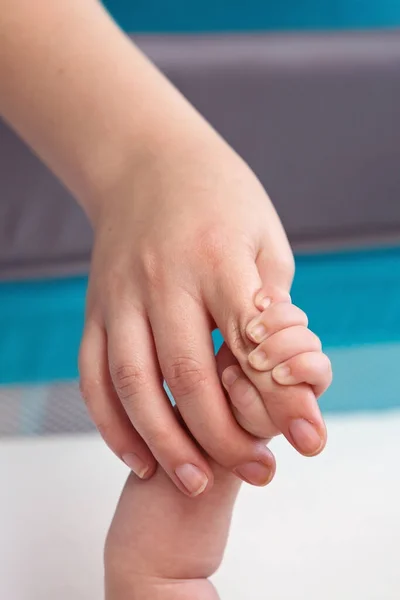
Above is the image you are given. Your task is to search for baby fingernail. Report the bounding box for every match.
[175,464,209,497]
[234,461,273,486]
[123,453,150,479]
[288,419,323,456]
[222,367,240,388]
[272,364,293,384]
[255,294,271,310]
[247,321,268,343]
[248,348,268,370]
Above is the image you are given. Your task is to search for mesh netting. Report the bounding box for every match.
[0,382,94,436]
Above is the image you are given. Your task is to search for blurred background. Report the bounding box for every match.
[1,2,400,598]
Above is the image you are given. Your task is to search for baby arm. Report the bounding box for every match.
[105,459,241,600]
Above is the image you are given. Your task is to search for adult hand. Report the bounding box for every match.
[0,0,325,497]
[79,118,325,497]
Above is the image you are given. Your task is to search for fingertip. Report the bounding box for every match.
[254,290,272,311]
[141,463,157,480]
[254,288,291,310]
[272,363,296,385]
[174,462,215,498]
[288,417,327,457]
[122,452,157,480]
[221,365,241,389]
[273,352,333,391]
[234,448,276,487]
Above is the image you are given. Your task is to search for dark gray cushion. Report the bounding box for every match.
[1,31,400,280]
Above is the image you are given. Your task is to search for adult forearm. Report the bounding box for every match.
[0,0,199,222]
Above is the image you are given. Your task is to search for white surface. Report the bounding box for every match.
[1,412,400,600]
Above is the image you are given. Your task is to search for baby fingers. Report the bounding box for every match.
[272,351,332,398]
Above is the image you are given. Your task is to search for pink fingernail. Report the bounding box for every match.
[222,367,240,388]
[272,364,293,384]
[255,295,271,311]
[247,322,268,344]
[234,461,273,486]
[248,348,269,370]
[175,464,209,497]
[123,453,150,479]
[288,419,324,456]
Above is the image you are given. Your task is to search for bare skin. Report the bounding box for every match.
[219,300,331,444]
[105,333,331,599]
[105,466,239,600]
[0,0,331,495]
[1,3,333,597]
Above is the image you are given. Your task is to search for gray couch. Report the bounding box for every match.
[1,31,400,281]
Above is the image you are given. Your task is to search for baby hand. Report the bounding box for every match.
[219,301,332,455]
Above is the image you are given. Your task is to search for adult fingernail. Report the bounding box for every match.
[248,348,268,370]
[123,453,150,479]
[175,464,209,497]
[234,461,273,486]
[222,366,240,388]
[288,419,324,456]
[272,364,294,384]
[247,320,268,344]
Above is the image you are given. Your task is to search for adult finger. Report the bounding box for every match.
[106,309,215,497]
[255,245,295,307]
[204,253,326,456]
[147,290,276,487]
[79,318,156,479]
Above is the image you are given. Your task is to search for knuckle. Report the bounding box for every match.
[140,248,163,288]
[277,255,296,285]
[145,427,173,450]
[262,258,296,293]
[111,363,148,402]
[165,356,208,398]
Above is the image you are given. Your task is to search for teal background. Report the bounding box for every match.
[3,4,400,417]
[1,247,400,414]
[102,0,400,33]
